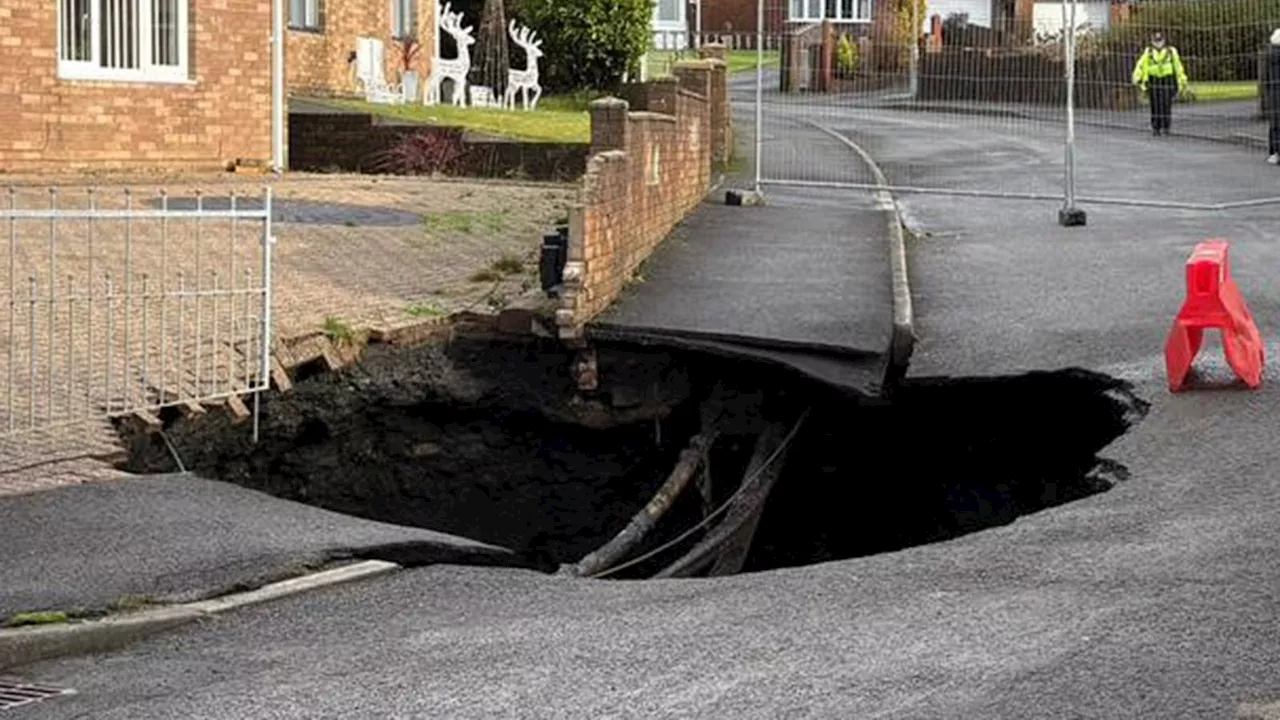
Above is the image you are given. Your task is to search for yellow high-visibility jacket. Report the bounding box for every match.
[1132,46,1188,90]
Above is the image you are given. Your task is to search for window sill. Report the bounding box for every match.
[57,66,195,85]
[289,26,326,35]
[787,17,873,23]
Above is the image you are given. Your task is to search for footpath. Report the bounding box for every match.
[590,83,904,397]
[0,473,516,669]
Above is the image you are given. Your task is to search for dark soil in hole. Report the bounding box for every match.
[117,337,804,571]
[741,368,1150,573]
[118,335,1148,577]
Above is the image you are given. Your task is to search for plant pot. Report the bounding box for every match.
[402,71,420,103]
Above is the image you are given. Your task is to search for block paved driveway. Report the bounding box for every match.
[0,174,573,494]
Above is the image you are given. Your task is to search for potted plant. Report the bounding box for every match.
[398,35,422,102]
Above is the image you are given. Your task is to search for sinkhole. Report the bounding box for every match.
[116,336,1150,579]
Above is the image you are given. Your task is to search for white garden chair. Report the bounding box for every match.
[355,37,405,105]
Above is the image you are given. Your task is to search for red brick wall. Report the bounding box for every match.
[0,0,271,173]
[288,0,438,98]
[557,60,729,339]
[702,0,786,35]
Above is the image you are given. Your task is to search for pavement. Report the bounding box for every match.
[15,80,1280,719]
[589,74,898,396]
[0,473,516,622]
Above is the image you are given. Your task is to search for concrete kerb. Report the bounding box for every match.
[805,121,916,370]
[0,559,400,671]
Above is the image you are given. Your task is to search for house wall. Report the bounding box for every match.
[557,58,729,339]
[1031,0,1111,38]
[288,0,438,98]
[702,0,787,35]
[0,0,271,173]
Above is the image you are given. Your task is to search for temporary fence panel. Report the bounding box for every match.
[0,187,275,447]
[750,0,1280,211]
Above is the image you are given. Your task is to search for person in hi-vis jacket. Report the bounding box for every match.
[1131,32,1188,136]
[1266,28,1280,164]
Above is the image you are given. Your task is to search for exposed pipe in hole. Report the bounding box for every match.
[654,420,792,578]
[565,431,718,578]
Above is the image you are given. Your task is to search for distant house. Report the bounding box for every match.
[0,0,272,172]
[1031,0,1115,38]
[653,0,692,49]
[287,0,438,98]
[701,0,787,35]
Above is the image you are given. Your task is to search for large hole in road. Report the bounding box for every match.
[117,336,1149,578]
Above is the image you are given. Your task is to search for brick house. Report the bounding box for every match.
[0,0,273,173]
[0,0,440,175]
[287,0,438,98]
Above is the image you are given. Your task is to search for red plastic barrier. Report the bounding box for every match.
[1165,240,1265,392]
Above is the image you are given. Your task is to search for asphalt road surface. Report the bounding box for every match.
[15,95,1280,718]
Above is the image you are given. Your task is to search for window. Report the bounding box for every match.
[391,0,417,40]
[656,0,681,23]
[58,0,189,82]
[789,0,872,21]
[290,0,322,31]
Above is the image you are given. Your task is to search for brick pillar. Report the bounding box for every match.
[673,60,712,100]
[819,20,835,92]
[648,77,681,116]
[589,98,631,154]
[928,15,943,53]
[698,42,727,64]
[621,78,679,115]
[677,59,728,168]
[1014,0,1034,44]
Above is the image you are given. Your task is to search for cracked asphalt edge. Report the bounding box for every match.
[0,559,401,671]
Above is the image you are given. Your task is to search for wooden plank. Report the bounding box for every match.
[270,357,293,392]
[225,394,251,424]
[132,409,164,435]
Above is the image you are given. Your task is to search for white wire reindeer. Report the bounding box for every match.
[504,20,544,111]
[426,3,475,107]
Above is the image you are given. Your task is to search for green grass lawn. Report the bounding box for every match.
[324,96,592,143]
[646,48,780,78]
[1187,81,1257,103]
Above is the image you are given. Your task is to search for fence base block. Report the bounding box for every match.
[1059,207,1088,228]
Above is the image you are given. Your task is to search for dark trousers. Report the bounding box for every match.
[1270,121,1280,156]
[1149,76,1177,131]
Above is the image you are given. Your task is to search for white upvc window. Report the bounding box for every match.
[656,0,682,23]
[58,0,189,83]
[391,0,417,40]
[290,0,323,31]
[789,0,872,22]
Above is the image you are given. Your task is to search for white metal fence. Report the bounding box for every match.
[0,187,275,453]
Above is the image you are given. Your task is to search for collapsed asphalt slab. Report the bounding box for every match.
[589,184,896,396]
[0,473,517,620]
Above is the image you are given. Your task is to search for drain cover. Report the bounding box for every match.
[0,679,74,710]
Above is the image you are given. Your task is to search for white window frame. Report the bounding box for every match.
[789,0,873,22]
[290,0,323,32]
[655,0,682,24]
[57,0,190,83]
[391,0,417,40]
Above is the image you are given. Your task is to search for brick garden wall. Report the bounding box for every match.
[287,0,438,98]
[556,56,729,339]
[0,0,271,172]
